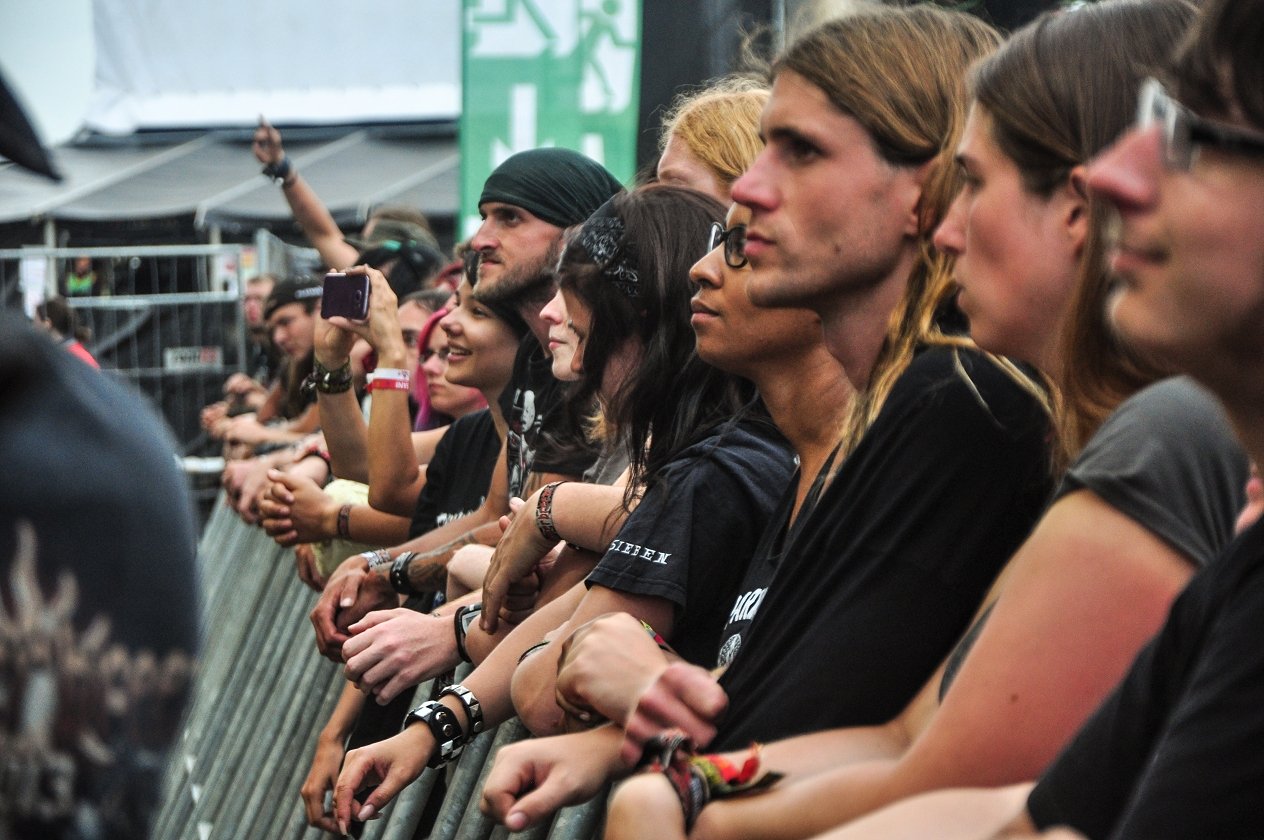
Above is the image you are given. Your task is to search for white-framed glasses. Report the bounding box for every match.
[1137,77,1264,171]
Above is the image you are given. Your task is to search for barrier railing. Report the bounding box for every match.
[155,495,606,839]
[1,237,322,453]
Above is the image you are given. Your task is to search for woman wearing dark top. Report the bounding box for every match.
[297,271,525,833]
[329,186,803,833]
[598,3,1246,839]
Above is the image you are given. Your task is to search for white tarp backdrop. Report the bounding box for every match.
[86,0,461,134]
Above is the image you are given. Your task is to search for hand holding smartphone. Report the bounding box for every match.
[321,271,370,321]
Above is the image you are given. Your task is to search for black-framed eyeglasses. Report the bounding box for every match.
[1137,77,1264,171]
[421,346,450,363]
[707,222,749,269]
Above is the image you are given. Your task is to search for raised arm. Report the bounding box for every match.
[341,266,438,513]
[254,116,360,271]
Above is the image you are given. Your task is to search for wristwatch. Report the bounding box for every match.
[453,603,483,663]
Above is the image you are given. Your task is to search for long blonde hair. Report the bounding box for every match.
[659,76,770,193]
[776,6,1040,459]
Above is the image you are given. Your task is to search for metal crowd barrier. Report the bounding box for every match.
[0,237,321,456]
[155,495,606,839]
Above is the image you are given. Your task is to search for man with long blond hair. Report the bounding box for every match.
[475,6,1054,835]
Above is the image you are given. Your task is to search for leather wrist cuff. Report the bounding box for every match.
[403,700,466,769]
[389,551,419,595]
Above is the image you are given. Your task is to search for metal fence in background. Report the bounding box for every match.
[0,236,321,456]
[155,497,607,840]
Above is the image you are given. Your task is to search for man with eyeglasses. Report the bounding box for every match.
[471,6,1058,834]
[797,1,1264,837]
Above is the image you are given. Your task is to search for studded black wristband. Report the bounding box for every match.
[389,551,419,595]
[438,683,485,737]
[403,700,466,769]
[302,359,353,396]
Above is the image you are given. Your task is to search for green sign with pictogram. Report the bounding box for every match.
[460,0,642,238]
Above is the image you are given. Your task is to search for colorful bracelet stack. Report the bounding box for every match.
[637,733,783,831]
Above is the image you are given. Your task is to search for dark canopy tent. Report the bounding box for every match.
[0,123,459,249]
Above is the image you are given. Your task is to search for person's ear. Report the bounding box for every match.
[1065,165,1091,255]
[904,159,937,237]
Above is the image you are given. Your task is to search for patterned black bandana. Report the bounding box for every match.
[577,200,639,299]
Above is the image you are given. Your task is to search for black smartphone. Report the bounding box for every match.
[321,271,370,320]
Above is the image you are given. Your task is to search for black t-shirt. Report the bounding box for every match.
[356,409,502,755]
[1028,518,1264,839]
[408,408,502,539]
[499,337,598,498]
[0,315,199,839]
[585,418,795,666]
[711,346,1053,751]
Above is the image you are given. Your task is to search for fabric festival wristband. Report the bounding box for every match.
[366,377,411,392]
[640,620,671,651]
[637,734,783,832]
[366,368,411,392]
[369,367,410,383]
[535,481,567,543]
[337,504,352,539]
